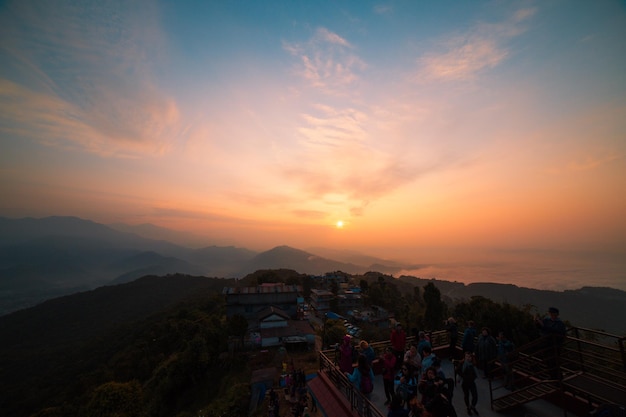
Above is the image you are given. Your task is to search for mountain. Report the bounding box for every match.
[306,246,418,274]
[0,216,403,315]
[237,245,368,276]
[189,245,258,277]
[3,216,624,334]
[108,221,216,248]
[107,251,208,284]
[0,217,254,314]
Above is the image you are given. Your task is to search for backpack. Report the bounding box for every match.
[360,372,373,394]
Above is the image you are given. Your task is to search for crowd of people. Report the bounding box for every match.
[268,306,566,417]
[339,306,566,417]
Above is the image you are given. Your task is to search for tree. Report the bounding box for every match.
[423,282,446,331]
[452,296,539,346]
[324,319,348,347]
[85,381,143,417]
[228,314,249,347]
[359,279,369,294]
[329,280,339,295]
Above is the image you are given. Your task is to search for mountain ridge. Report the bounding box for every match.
[0,216,409,314]
[1,216,625,334]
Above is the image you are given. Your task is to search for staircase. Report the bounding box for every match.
[488,327,626,415]
[491,380,560,411]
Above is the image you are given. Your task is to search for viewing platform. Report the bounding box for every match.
[308,328,626,417]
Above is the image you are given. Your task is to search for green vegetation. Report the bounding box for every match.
[0,270,561,417]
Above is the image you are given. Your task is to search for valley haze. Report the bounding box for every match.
[1,216,624,334]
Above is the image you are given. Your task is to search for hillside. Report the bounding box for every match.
[1,267,624,416]
[0,274,236,417]
[395,276,626,335]
[0,217,406,315]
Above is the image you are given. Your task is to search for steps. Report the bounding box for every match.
[492,381,559,411]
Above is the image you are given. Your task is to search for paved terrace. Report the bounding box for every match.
[308,333,600,417]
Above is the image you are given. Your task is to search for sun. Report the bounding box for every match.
[336,220,344,229]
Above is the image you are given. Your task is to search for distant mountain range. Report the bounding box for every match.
[1,216,625,334]
[0,216,409,315]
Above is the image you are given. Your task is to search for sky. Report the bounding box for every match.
[1,0,625,274]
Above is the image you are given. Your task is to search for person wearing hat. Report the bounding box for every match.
[535,307,566,338]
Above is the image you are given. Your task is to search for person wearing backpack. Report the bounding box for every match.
[346,354,375,396]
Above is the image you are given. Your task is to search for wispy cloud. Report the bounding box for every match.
[283,27,366,93]
[0,0,182,157]
[280,100,452,217]
[419,37,507,81]
[417,7,536,81]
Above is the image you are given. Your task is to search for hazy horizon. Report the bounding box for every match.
[107,218,626,293]
[1,1,624,292]
[98,216,626,293]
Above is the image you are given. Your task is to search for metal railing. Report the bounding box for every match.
[317,330,455,417]
[317,326,625,416]
[319,347,386,417]
[487,327,626,412]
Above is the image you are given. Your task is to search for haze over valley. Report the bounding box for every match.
[1,216,624,334]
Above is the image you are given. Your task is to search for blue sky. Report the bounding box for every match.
[0,0,625,268]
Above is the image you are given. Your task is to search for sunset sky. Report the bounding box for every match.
[1,1,625,264]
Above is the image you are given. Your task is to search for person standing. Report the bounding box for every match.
[497,331,515,390]
[460,351,478,415]
[535,306,566,379]
[418,367,457,416]
[382,347,397,405]
[462,320,477,354]
[476,327,498,378]
[346,354,375,397]
[391,322,407,370]
[359,340,376,366]
[403,344,422,374]
[446,317,459,359]
[421,345,437,372]
[417,331,432,358]
[338,335,354,374]
[535,307,566,340]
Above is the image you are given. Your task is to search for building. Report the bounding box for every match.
[223,283,314,349]
[337,288,362,311]
[257,306,315,349]
[309,288,334,317]
[223,283,302,321]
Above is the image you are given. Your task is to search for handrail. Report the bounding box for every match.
[488,327,626,412]
[319,349,385,417]
[317,330,453,417]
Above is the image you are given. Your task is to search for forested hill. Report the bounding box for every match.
[1,270,624,416]
[396,276,626,335]
[0,274,238,417]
